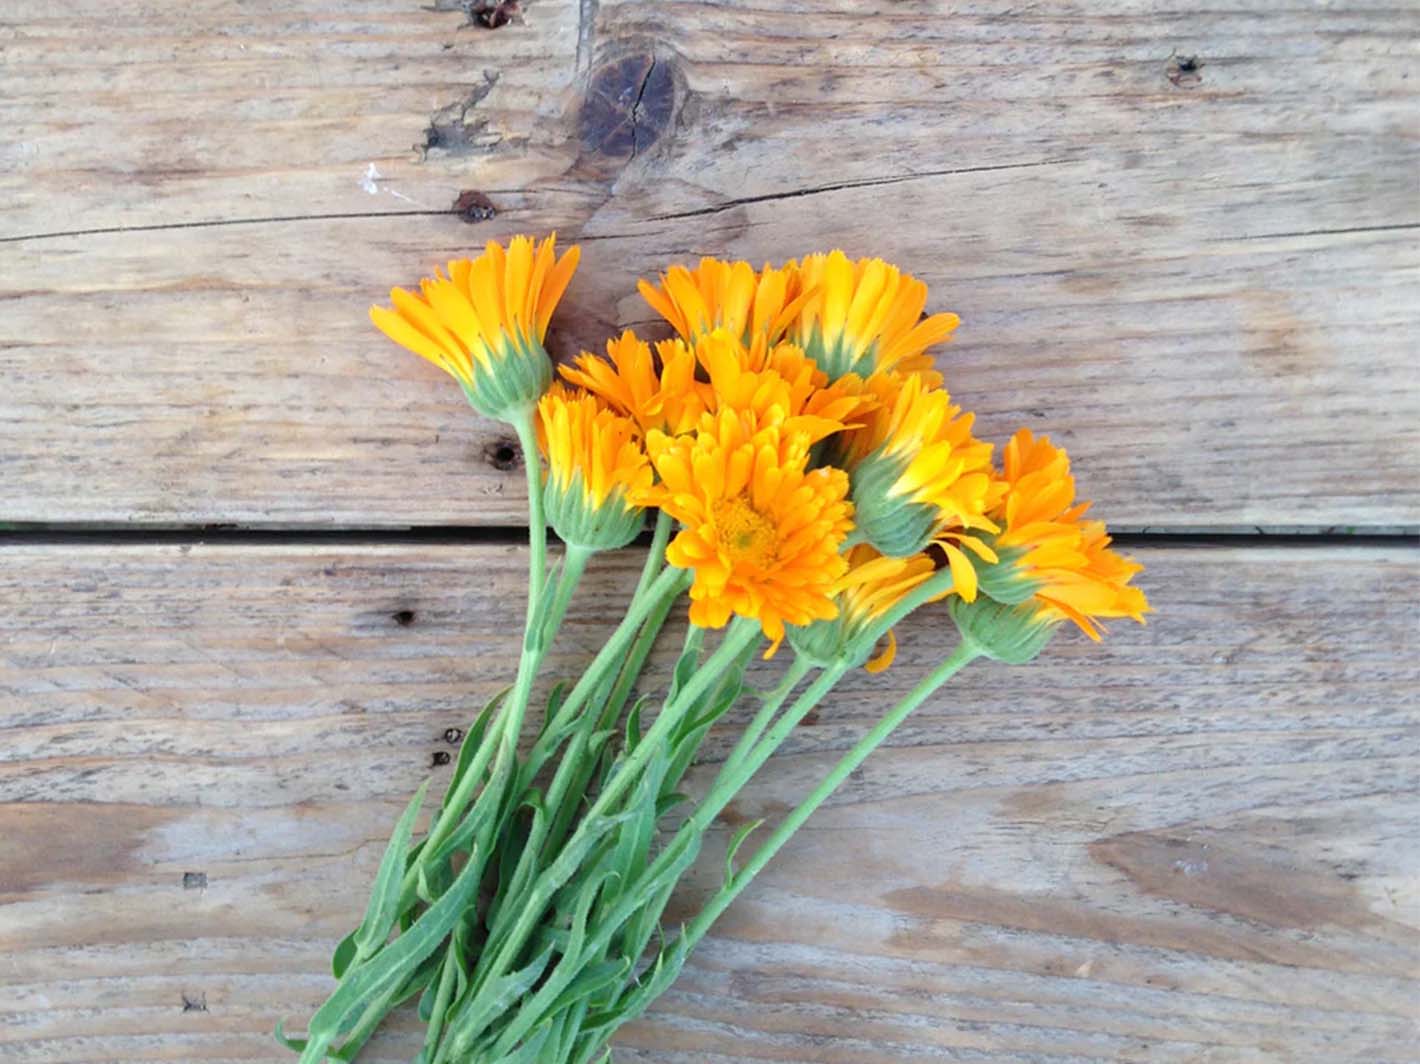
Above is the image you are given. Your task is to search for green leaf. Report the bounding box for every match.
[353,779,429,961]
[724,818,764,883]
[441,943,556,1058]
[331,930,358,980]
[297,840,484,1064]
[441,687,509,815]
[273,1018,308,1054]
[655,792,690,818]
[623,698,644,752]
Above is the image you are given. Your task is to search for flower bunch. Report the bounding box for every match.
[282,236,1149,1063]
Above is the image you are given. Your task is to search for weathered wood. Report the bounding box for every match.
[3,2,1417,529]
[1,542,1415,1062]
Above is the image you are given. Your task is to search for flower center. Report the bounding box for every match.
[713,496,778,568]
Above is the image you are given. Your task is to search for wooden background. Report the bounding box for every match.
[1,1,1417,1061]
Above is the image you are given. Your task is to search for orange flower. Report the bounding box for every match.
[536,385,651,550]
[786,251,959,380]
[636,412,853,655]
[988,429,1150,639]
[560,330,707,437]
[792,545,937,672]
[370,234,579,420]
[638,258,805,344]
[839,372,1001,591]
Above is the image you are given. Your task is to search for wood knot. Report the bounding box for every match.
[579,52,677,161]
[468,0,519,28]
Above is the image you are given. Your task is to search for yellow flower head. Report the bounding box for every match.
[687,329,864,445]
[636,412,854,656]
[638,258,805,344]
[791,545,937,672]
[984,428,1150,640]
[536,385,651,551]
[370,234,580,421]
[560,330,707,437]
[786,250,959,380]
[839,373,1002,588]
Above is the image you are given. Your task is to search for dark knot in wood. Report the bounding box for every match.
[579,52,676,161]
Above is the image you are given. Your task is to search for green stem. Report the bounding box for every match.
[633,510,674,600]
[682,641,981,949]
[531,565,688,759]
[468,621,761,1016]
[539,572,680,859]
[514,410,549,627]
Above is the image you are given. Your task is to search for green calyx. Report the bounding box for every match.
[948,595,1057,665]
[544,474,645,552]
[458,331,553,423]
[968,542,1044,606]
[801,328,875,381]
[849,448,938,557]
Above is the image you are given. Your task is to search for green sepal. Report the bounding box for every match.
[457,330,552,424]
[948,596,1057,665]
[544,472,645,552]
[970,543,1044,606]
[850,447,938,558]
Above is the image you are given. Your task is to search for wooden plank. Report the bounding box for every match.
[2,2,1417,529]
[1,541,1416,1062]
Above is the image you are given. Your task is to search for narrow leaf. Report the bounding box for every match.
[353,779,429,960]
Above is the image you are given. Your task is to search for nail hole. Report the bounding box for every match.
[443,727,464,745]
[181,991,208,1013]
[182,871,207,890]
[392,609,416,627]
[484,437,521,472]
[431,750,452,767]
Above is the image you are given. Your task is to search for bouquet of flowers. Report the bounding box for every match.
[279,234,1149,1063]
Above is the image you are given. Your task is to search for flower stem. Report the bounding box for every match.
[682,641,981,950]
[465,621,761,1021]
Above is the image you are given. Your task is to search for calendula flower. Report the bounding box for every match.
[637,412,853,655]
[969,428,1149,641]
[690,329,861,444]
[560,330,707,437]
[639,258,805,344]
[786,250,959,380]
[790,545,937,672]
[536,385,651,551]
[839,373,1001,591]
[370,234,579,421]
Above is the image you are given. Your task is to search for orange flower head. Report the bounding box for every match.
[635,412,854,656]
[370,234,579,421]
[536,385,652,551]
[560,330,707,437]
[980,428,1150,640]
[790,545,937,672]
[639,258,806,344]
[688,329,864,445]
[839,372,1002,594]
[786,250,959,380]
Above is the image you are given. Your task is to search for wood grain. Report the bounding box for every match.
[3,2,1417,529]
[1,541,1416,1062]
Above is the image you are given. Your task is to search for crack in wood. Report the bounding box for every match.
[648,159,1074,222]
